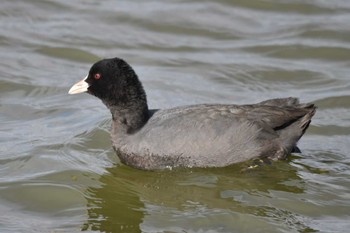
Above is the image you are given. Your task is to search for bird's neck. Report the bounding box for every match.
[108,101,149,135]
[101,71,149,135]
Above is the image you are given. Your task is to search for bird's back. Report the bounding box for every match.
[112,100,315,170]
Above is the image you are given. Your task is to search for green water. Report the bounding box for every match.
[1,0,350,232]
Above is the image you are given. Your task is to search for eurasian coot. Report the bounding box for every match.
[69,57,316,170]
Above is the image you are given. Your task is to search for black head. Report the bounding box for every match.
[69,57,147,109]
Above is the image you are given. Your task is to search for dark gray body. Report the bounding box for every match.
[112,98,315,170]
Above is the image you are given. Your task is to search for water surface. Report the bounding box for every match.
[1,0,350,232]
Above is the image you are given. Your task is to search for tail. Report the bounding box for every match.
[298,105,316,136]
[278,104,316,153]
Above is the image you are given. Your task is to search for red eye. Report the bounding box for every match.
[94,73,101,80]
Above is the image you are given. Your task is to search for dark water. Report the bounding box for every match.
[1,0,350,232]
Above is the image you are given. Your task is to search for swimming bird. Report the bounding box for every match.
[68,57,316,170]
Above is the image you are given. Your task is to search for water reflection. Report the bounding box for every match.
[83,160,314,232]
[1,0,350,231]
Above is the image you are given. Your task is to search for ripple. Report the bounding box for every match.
[1,0,350,232]
[315,95,350,108]
[244,44,350,61]
[37,46,100,63]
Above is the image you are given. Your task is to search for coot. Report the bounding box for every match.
[69,57,316,170]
